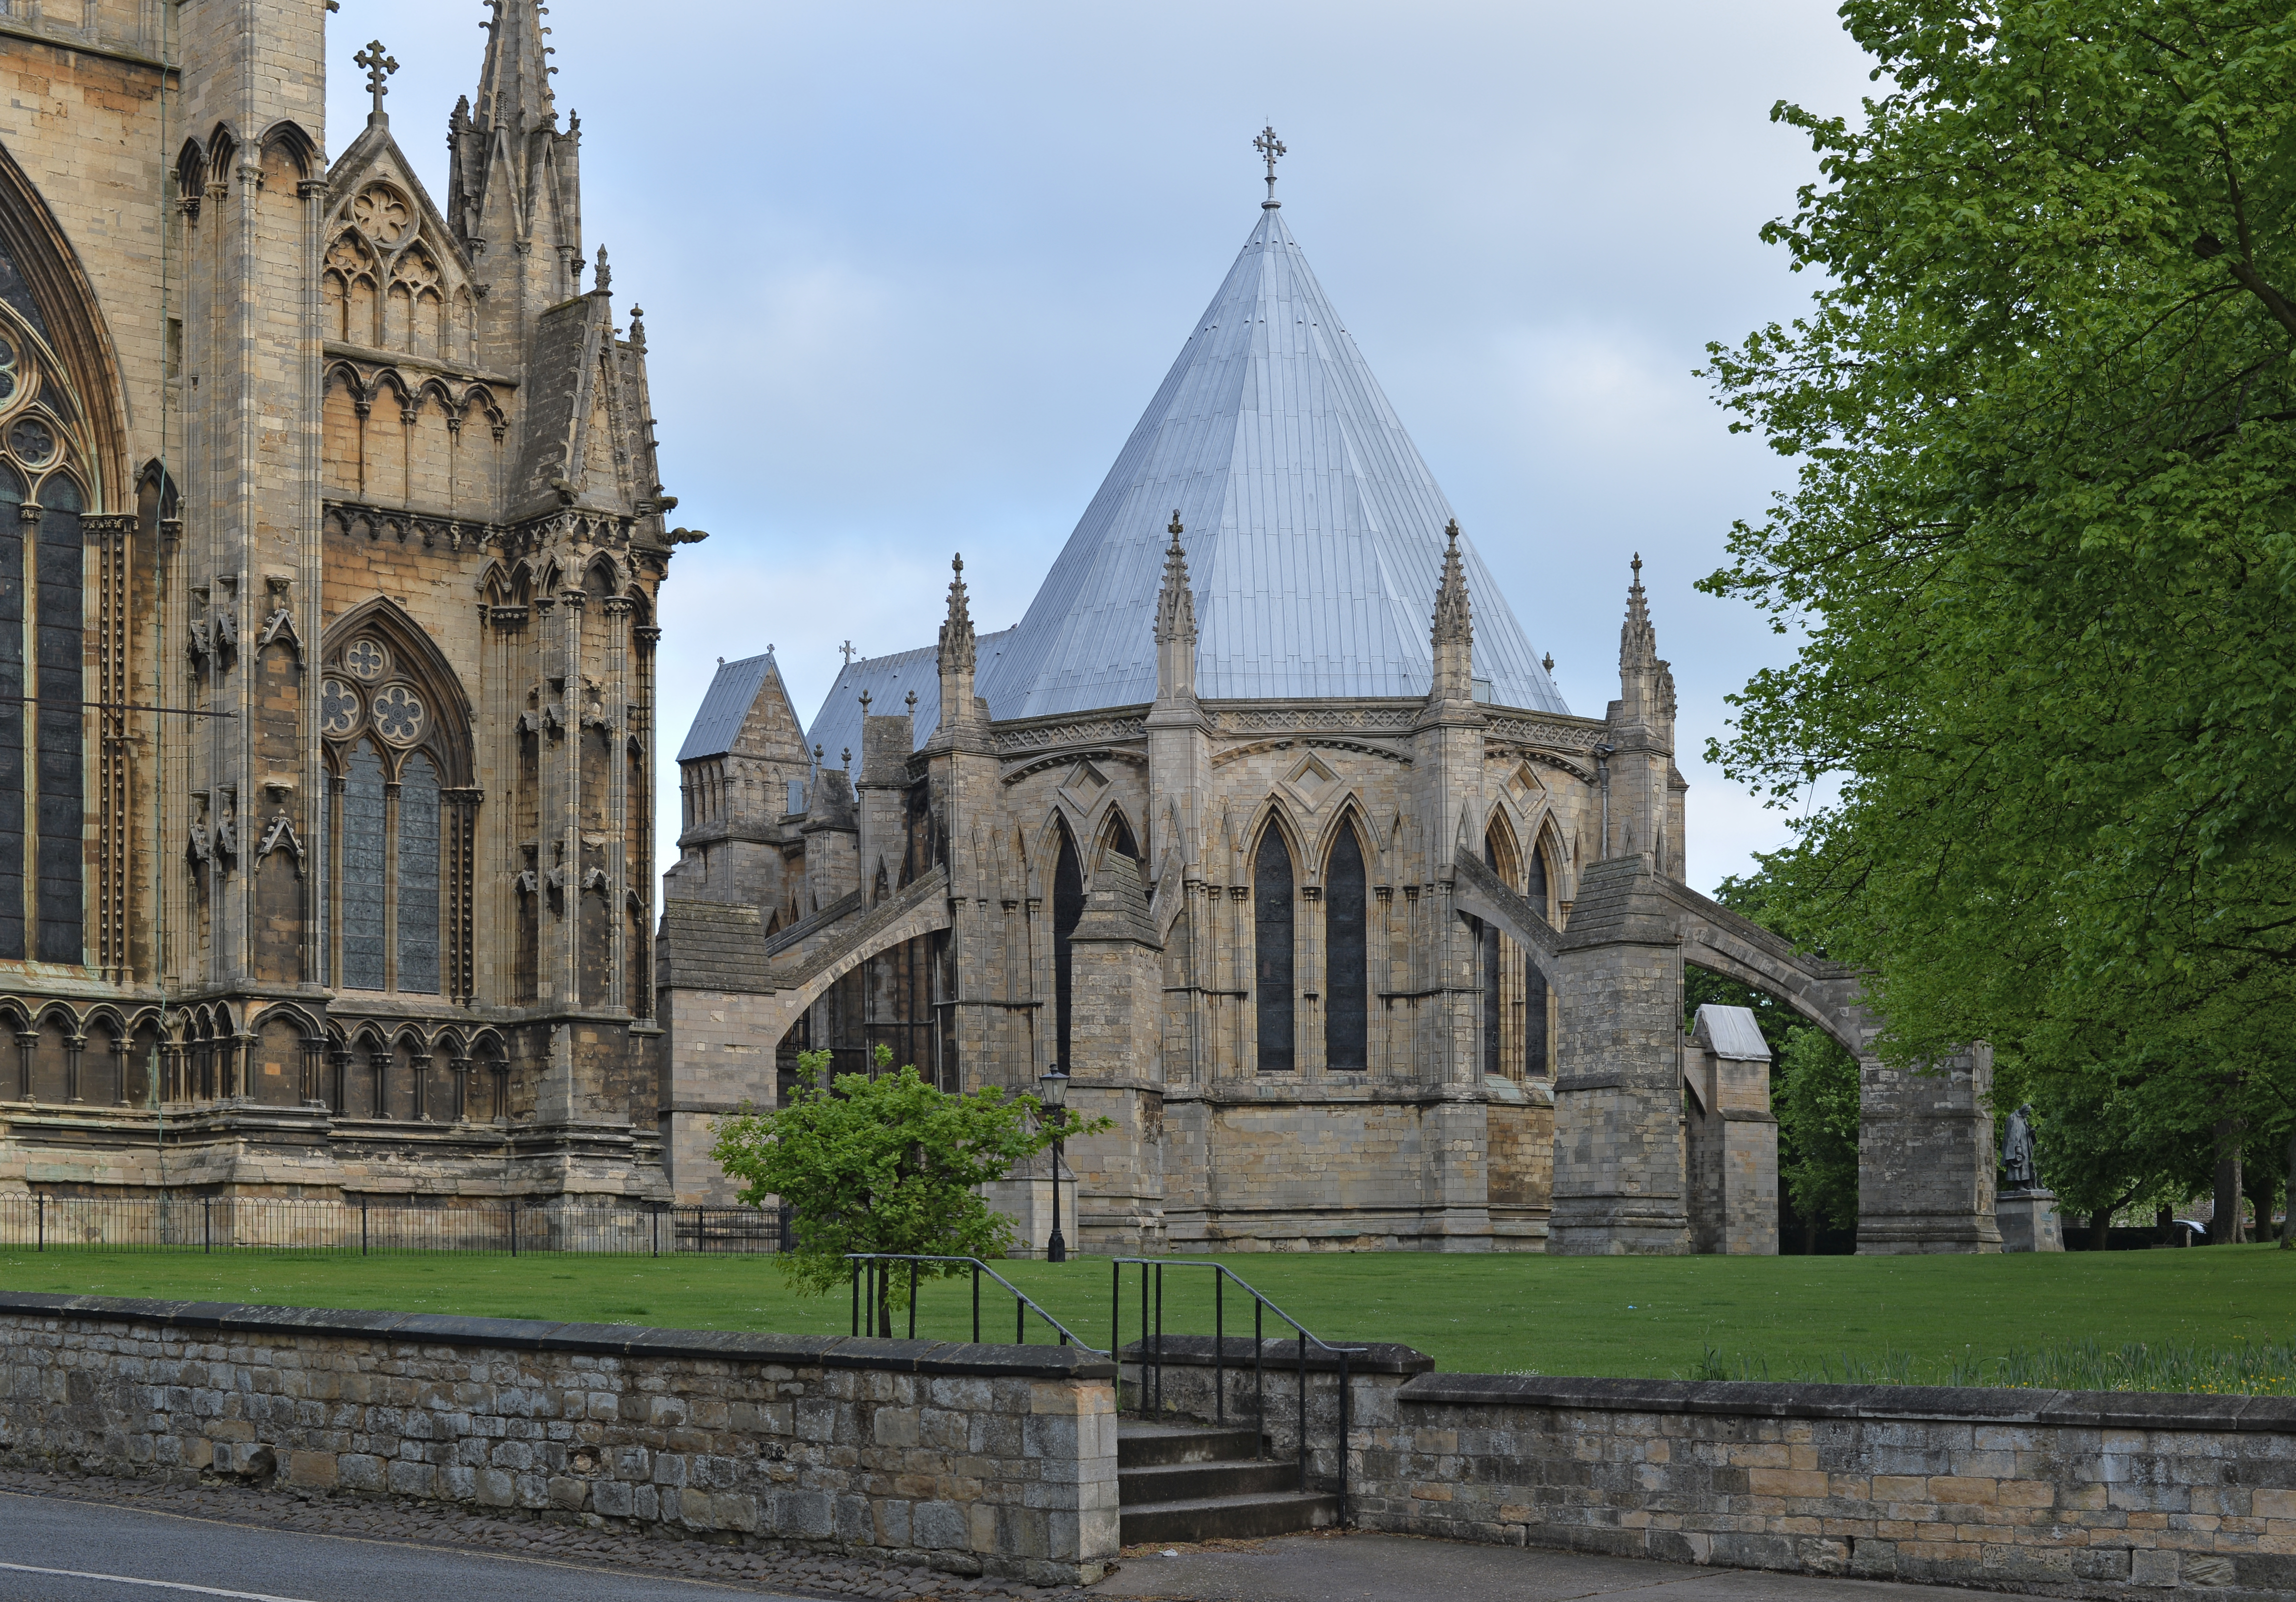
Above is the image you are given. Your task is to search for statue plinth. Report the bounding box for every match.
[1996,1187,2064,1252]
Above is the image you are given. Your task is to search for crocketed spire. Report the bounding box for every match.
[938,553,976,678]
[1620,552,1656,670]
[1428,519,1474,703]
[1154,510,1200,704]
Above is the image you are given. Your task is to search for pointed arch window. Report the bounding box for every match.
[1525,841,1551,1078]
[1324,826,1368,1072]
[1255,826,1295,1073]
[1482,829,1506,1078]
[339,744,387,989]
[320,613,472,998]
[1052,821,1083,1070]
[0,298,94,965]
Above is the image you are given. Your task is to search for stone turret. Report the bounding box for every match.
[1152,511,1198,708]
[1429,518,1474,704]
[930,554,988,750]
[448,0,586,360]
[1604,555,1682,876]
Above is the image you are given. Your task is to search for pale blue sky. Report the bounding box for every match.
[324,0,1874,893]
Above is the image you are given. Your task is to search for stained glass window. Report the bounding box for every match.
[1255,828,1295,1072]
[1325,828,1368,1072]
[339,743,387,990]
[396,752,440,994]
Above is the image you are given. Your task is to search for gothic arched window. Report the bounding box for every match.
[1254,826,1295,1073]
[320,610,472,998]
[338,742,387,990]
[1524,840,1551,1078]
[1324,826,1368,1072]
[0,308,92,964]
[1051,820,1082,1070]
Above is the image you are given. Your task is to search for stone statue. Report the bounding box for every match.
[2002,1104,2038,1190]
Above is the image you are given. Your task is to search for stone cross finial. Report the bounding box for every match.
[904,690,917,713]
[1254,124,1286,205]
[839,640,857,666]
[859,688,872,712]
[355,40,399,124]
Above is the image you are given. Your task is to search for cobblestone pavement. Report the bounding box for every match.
[0,1466,1101,1601]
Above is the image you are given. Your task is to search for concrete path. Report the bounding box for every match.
[0,1491,799,1602]
[1092,1532,2058,1602]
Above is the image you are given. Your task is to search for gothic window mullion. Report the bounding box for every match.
[382,776,400,992]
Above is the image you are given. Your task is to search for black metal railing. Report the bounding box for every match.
[1112,1257,1366,1524]
[0,1194,794,1256]
[844,1254,1106,1351]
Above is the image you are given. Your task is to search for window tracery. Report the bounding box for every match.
[0,296,92,964]
[318,608,476,1000]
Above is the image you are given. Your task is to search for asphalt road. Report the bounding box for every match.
[1094,1534,2064,1602]
[0,1491,808,1602]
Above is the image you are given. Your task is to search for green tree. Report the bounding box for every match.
[710,1046,1106,1329]
[1775,1028,1863,1237]
[1702,1,2296,1154]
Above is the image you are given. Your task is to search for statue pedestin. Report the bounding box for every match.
[1996,1187,2064,1252]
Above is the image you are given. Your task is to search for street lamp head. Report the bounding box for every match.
[1038,1066,1070,1112]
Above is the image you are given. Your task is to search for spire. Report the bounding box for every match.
[474,0,556,142]
[1428,518,1474,702]
[936,554,982,741]
[1620,551,1656,670]
[938,553,976,678]
[450,0,584,314]
[974,204,1568,719]
[1614,552,1676,730]
[1153,510,1199,704]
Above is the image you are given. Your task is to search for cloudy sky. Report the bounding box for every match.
[324,0,1876,894]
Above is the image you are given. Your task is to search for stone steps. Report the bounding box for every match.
[1116,1420,1338,1546]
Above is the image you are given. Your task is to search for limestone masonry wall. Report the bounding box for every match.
[0,1294,1118,1586]
[1358,1374,2296,1602]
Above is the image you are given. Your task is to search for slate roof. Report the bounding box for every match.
[1695,1004,1773,1062]
[801,628,1018,768]
[678,650,782,763]
[972,202,1568,720]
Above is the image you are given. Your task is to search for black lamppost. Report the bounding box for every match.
[1039,1066,1070,1264]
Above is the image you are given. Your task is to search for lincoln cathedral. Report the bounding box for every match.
[2,4,2004,1256]
[0,0,682,1204]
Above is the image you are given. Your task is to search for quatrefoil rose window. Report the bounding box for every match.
[371,684,426,744]
[320,676,362,738]
[342,638,388,681]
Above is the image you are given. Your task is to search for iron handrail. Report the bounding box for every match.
[1110,1257,1366,1526]
[844,1253,1108,1354]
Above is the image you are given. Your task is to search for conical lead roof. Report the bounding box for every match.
[976,204,1566,720]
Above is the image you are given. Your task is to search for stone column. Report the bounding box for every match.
[1682,1004,1777,1256]
[1856,1047,2003,1253]
[1060,858,1167,1255]
[1549,854,1690,1254]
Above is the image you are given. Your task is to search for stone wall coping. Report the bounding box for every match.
[1398,1372,2296,1432]
[1122,1334,1434,1376]
[0,1292,1116,1380]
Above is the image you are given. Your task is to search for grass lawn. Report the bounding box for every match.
[4,1245,2292,1382]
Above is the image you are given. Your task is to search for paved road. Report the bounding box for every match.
[0,1490,2066,1602]
[1095,1532,2061,1602]
[0,1491,808,1602]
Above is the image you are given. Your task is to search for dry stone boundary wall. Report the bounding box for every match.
[0,1293,1118,1586]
